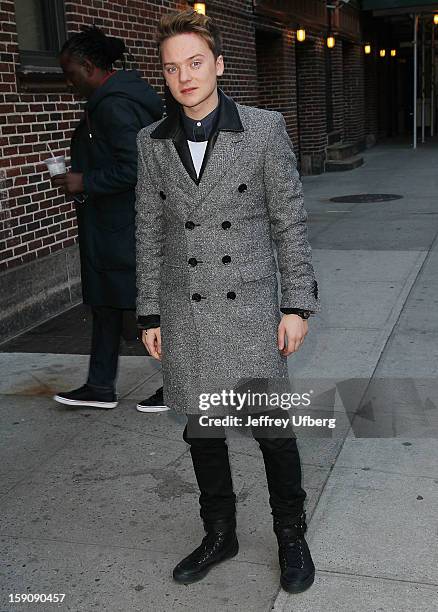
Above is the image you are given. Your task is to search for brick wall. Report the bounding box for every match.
[377,55,391,140]
[0,0,258,275]
[256,28,299,155]
[343,41,366,144]
[208,1,258,105]
[1,0,77,274]
[364,53,378,144]
[329,40,344,139]
[296,38,327,175]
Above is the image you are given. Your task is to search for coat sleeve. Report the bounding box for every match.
[135,129,163,317]
[83,98,153,196]
[263,112,320,312]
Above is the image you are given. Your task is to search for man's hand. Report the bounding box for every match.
[51,172,84,195]
[278,314,308,357]
[142,327,162,361]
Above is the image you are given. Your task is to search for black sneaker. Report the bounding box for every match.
[173,518,239,584]
[274,514,315,594]
[136,386,169,413]
[53,384,118,409]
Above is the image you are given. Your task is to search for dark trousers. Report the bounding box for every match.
[183,411,306,523]
[87,306,125,391]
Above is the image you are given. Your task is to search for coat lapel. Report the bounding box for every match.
[150,111,199,207]
[152,137,199,202]
[191,130,244,211]
[150,89,245,216]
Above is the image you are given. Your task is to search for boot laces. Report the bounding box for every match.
[280,538,305,570]
[197,531,226,564]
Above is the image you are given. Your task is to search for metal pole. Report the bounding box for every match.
[422,18,426,143]
[431,20,435,136]
[414,13,418,149]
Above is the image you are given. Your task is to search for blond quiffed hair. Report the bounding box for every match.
[156,8,223,58]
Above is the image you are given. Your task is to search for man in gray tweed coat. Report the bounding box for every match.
[135,9,320,593]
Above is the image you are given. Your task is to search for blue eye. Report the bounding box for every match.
[192,61,202,69]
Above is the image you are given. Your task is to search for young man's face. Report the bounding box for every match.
[161,32,224,111]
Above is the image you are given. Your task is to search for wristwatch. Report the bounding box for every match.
[281,308,312,320]
[294,310,311,320]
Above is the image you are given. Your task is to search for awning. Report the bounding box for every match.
[362,0,438,11]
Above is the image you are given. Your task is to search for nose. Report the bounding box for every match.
[178,65,191,84]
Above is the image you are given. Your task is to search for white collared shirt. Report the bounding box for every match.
[187,140,208,178]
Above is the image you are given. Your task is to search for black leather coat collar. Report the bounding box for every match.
[150,89,243,185]
[150,88,244,140]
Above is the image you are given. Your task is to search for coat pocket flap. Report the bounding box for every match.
[239,257,277,282]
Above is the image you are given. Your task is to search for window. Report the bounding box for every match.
[14,0,66,68]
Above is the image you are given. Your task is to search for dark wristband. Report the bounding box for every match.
[281,308,312,320]
[137,314,161,330]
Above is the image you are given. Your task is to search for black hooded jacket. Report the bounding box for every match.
[70,70,163,308]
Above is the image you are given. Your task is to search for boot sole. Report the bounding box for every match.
[280,569,315,594]
[173,540,239,585]
[53,395,118,409]
[136,404,170,413]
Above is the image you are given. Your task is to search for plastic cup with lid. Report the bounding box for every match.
[44,155,66,177]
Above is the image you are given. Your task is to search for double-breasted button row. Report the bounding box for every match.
[192,292,237,302]
[191,293,209,302]
[185,221,201,230]
[185,220,231,230]
[187,256,230,266]
[188,257,204,267]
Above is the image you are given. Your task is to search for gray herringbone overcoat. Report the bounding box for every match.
[135,98,320,414]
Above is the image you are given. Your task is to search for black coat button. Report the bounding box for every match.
[159,191,166,200]
[222,255,231,264]
[222,221,231,230]
[188,257,198,267]
[238,184,247,193]
[227,291,236,300]
[185,221,195,230]
[192,293,202,302]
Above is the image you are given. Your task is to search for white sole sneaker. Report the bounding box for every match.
[136,403,170,413]
[53,395,118,409]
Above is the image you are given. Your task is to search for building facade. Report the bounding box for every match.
[0,0,400,340]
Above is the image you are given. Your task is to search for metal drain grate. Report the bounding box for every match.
[330,194,403,204]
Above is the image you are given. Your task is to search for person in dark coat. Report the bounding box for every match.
[52,26,164,409]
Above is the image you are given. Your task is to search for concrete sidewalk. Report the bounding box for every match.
[1,140,438,611]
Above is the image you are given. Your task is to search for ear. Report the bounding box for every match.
[216,54,224,77]
[83,58,95,76]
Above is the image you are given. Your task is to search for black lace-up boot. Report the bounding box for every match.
[274,513,315,593]
[173,517,238,584]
